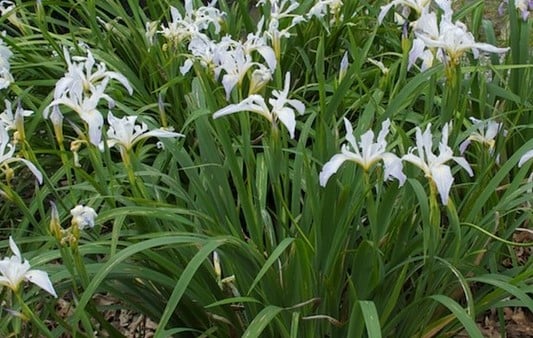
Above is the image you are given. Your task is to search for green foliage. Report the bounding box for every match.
[0,0,531,337]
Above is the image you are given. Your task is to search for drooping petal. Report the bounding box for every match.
[319,153,350,186]
[16,159,43,184]
[255,45,277,71]
[180,59,194,75]
[378,2,396,23]
[431,164,454,205]
[82,110,104,146]
[221,73,240,100]
[459,139,471,154]
[382,152,406,186]
[402,152,430,176]
[276,106,296,139]
[451,156,474,176]
[135,129,184,147]
[408,38,427,70]
[104,72,133,95]
[471,42,510,55]
[518,149,533,167]
[213,95,270,120]
[287,99,305,115]
[25,269,57,298]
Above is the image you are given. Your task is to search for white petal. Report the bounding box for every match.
[431,164,453,205]
[408,38,426,70]
[222,74,239,100]
[82,111,104,146]
[378,3,395,24]
[441,122,451,147]
[459,139,471,154]
[49,107,64,127]
[485,121,502,139]
[452,156,474,177]
[17,159,43,184]
[213,95,269,120]
[180,59,194,75]
[382,152,406,186]
[402,152,429,175]
[518,149,533,167]
[106,72,133,95]
[276,107,296,138]
[135,129,184,147]
[256,45,277,71]
[8,236,21,260]
[472,42,510,55]
[319,153,350,187]
[358,130,376,166]
[377,119,391,146]
[287,99,305,115]
[343,118,357,151]
[25,270,57,298]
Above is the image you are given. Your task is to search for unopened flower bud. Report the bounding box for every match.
[49,201,62,240]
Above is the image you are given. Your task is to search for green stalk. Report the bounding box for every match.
[70,233,90,288]
[121,149,146,198]
[16,292,54,338]
[442,63,461,130]
[363,171,378,243]
[427,180,441,258]
[0,182,40,229]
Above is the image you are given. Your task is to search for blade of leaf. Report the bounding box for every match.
[247,238,295,295]
[359,300,382,338]
[429,295,483,338]
[242,305,283,338]
[155,239,225,337]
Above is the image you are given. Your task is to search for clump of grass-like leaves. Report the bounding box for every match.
[0,0,531,337]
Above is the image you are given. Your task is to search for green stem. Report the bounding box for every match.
[71,241,90,288]
[442,63,461,128]
[57,140,73,188]
[0,182,40,229]
[121,149,149,199]
[363,171,378,242]
[427,181,441,258]
[16,292,54,338]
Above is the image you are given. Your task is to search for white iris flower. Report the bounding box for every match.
[411,8,509,69]
[104,112,183,154]
[70,205,98,230]
[53,47,133,101]
[319,118,406,187]
[0,125,42,184]
[0,99,33,132]
[0,237,57,297]
[499,0,533,21]
[459,117,507,156]
[213,72,304,138]
[402,123,473,205]
[378,0,431,24]
[44,47,133,146]
[0,32,13,90]
[159,1,223,46]
[45,79,113,146]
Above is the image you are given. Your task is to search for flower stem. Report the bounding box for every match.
[16,292,54,338]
